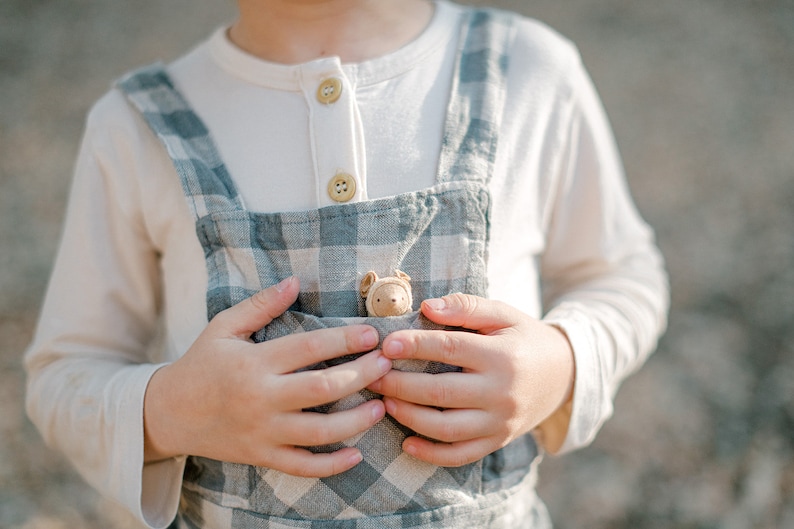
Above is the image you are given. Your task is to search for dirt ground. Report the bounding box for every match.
[2,1,792,527]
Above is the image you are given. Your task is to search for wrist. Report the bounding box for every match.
[534,397,573,454]
[143,363,184,463]
[534,324,575,454]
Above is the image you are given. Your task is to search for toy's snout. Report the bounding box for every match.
[368,282,412,317]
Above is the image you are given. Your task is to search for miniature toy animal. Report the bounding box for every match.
[359,270,413,317]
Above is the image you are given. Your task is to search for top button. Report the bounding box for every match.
[317,77,343,104]
[328,173,356,202]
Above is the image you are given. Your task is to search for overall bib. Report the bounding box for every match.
[120,9,548,528]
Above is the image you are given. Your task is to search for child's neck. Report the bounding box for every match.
[230,0,435,64]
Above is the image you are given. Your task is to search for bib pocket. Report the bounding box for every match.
[184,183,494,518]
[195,181,491,321]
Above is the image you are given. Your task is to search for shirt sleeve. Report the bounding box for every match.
[539,53,669,453]
[24,92,185,528]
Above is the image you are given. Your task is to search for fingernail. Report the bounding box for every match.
[423,298,447,311]
[362,328,379,348]
[377,354,393,373]
[274,276,294,292]
[384,340,404,358]
[384,398,397,415]
[372,402,385,420]
[348,451,363,466]
[403,441,417,455]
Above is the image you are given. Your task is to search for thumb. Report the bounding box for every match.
[420,293,519,334]
[213,276,300,338]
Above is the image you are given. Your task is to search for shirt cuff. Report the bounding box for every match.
[141,455,187,528]
[542,305,613,454]
[108,363,184,529]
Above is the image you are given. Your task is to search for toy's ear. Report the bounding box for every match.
[360,271,378,298]
[394,269,411,283]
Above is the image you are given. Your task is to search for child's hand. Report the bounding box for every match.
[368,293,575,466]
[143,277,390,477]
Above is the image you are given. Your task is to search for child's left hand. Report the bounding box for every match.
[368,293,575,466]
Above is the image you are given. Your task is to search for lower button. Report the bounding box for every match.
[327,173,356,202]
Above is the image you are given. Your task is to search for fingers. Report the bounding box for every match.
[382,398,490,443]
[273,446,365,478]
[380,293,523,369]
[369,369,483,408]
[402,436,499,468]
[381,326,492,371]
[420,293,521,334]
[262,399,387,477]
[274,350,393,409]
[273,399,386,448]
[384,396,502,467]
[213,276,301,338]
[265,324,381,374]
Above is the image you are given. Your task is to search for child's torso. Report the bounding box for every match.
[117,5,554,527]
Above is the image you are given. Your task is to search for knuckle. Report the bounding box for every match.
[438,334,459,365]
[445,451,474,468]
[438,421,458,443]
[449,292,478,316]
[290,464,316,478]
[302,333,327,361]
[277,453,318,477]
[253,448,282,470]
[248,290,280,322]
[305,373,336,403]
[428,379,449,406]
[249,453,270,468]
[385,373,404,398]
[248,290,271,312]
[326,460,347,477]
[305,422,333,447]
[344,329,361,353]
[245,438,279,467]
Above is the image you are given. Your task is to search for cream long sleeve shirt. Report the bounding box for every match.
[25,2,668,527]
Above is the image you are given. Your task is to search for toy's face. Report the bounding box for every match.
[368,282,412,317]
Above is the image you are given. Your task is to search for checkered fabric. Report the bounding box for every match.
[120,7,545,528]
[438,9,516,185]
[193,182,492,321]
[116,67,242,221]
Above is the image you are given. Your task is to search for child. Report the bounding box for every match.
[25,0,668,527]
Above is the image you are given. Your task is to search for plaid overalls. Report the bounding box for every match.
[120,9,550,529]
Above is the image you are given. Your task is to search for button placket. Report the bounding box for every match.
[301,60,367,206]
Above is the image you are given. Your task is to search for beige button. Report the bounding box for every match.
[317,77,343,104]
[327,173,356,202]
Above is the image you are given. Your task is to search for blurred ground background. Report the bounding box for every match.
[1,0,792,527]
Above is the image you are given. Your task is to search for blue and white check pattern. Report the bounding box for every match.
[116,68,242,220]
[438,9,516,185]
[120,8,545,528]
[193,183,491,321]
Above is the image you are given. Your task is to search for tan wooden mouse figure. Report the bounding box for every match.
[360,270,413,317]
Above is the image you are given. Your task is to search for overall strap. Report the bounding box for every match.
[116,64,243,219]
[438,9,516,185]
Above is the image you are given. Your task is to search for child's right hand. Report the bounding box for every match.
[142,276,390,477]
